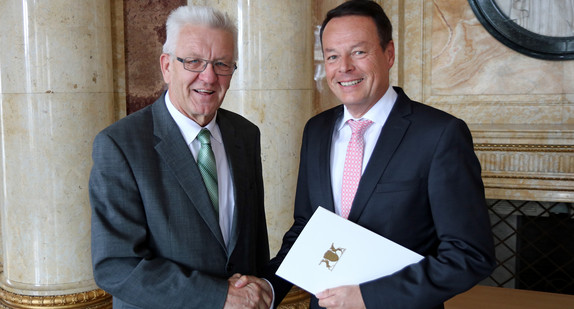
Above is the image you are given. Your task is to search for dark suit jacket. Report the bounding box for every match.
[90,93,269,309]
[267,87,495,309]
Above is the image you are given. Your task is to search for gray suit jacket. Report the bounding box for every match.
[90,93,269,308]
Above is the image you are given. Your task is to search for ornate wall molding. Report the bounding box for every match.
[476,144,574,175]
[0,289,111,309]
[471,125,574,202]
[475,144,574,153]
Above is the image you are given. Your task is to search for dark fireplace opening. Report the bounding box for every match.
[516,213,574,294]
[483,200,574,295]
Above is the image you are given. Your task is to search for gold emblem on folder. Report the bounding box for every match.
[319,243,346,271]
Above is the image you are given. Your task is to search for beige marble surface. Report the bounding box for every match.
[112,0,127,120]
[0,0,114,295]
[1,1,113,94]
[215,0,314,254]
[224,89,312,254]
[228,1,314,92]
[431,0,573,123]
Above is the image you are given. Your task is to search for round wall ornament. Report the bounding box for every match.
[468,0,574,60]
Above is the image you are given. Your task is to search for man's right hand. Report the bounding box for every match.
[223,274,272,309]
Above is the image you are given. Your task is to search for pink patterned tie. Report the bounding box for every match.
[341,119,373,219]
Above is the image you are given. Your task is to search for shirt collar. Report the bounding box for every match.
[164,90,222,145]
[337,85,397,132]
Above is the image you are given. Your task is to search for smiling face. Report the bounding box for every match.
[160,24,235,126]
[322,15,395,118]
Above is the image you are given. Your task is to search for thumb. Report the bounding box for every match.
[234,275,248,288]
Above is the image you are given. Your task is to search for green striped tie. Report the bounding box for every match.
[197,129,218,215]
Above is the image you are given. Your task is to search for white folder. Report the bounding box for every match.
[276,206,424,295]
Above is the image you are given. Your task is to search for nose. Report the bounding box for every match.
[338,55,354,73]
[198,62,218,83]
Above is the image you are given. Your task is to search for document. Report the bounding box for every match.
[276,206,423,295]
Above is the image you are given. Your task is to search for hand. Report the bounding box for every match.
[223,274,272,309]
[316,285,366,309]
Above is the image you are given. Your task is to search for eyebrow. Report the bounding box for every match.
[323,41,369,53]
[183,54,233,62]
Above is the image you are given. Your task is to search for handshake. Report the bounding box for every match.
[224,274,273,309]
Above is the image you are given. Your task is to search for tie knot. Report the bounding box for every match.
[347,119,373,136]
[197,129,211,145]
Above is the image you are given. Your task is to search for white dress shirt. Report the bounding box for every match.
[165,92,235,248]
[330,85,397,217]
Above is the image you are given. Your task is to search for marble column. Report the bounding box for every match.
[0,0,115,308]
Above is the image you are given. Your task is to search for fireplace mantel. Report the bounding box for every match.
[471,124,574,203]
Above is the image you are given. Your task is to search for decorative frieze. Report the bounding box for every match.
[0,289,111,309]
[471,125,574,202]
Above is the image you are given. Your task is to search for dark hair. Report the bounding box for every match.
[320,0,393,50]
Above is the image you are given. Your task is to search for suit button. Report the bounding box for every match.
[226,263,234,273]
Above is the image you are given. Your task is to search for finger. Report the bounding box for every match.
[315,289,330,299]
[256,283,272,306]
[228,273,241,285]
[317,297,332,308]
[234,275,250,288]
[248,281,273,304]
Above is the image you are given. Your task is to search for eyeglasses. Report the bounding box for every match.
[175,57,237,76]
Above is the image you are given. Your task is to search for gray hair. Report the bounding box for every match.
[162,6,238,61]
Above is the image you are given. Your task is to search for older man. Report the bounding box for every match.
[90,5,271,309]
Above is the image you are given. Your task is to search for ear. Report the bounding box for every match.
[385,40,395,68]
[160,53,172,84]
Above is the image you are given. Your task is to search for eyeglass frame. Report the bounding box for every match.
[175,56,237,76]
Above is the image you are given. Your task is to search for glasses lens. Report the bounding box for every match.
[185,59,206,71]
[213,62,234,75]
[181,58,235,75]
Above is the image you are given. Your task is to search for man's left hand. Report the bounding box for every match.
[316,285,366,309]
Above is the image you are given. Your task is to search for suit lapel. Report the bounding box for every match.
[319,107,343,213]
[217,110,244,256]
[348,89,412,221]
[151,97,226,251]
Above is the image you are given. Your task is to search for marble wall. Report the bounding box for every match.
[429,0,574,124]
[427,0,574,202]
